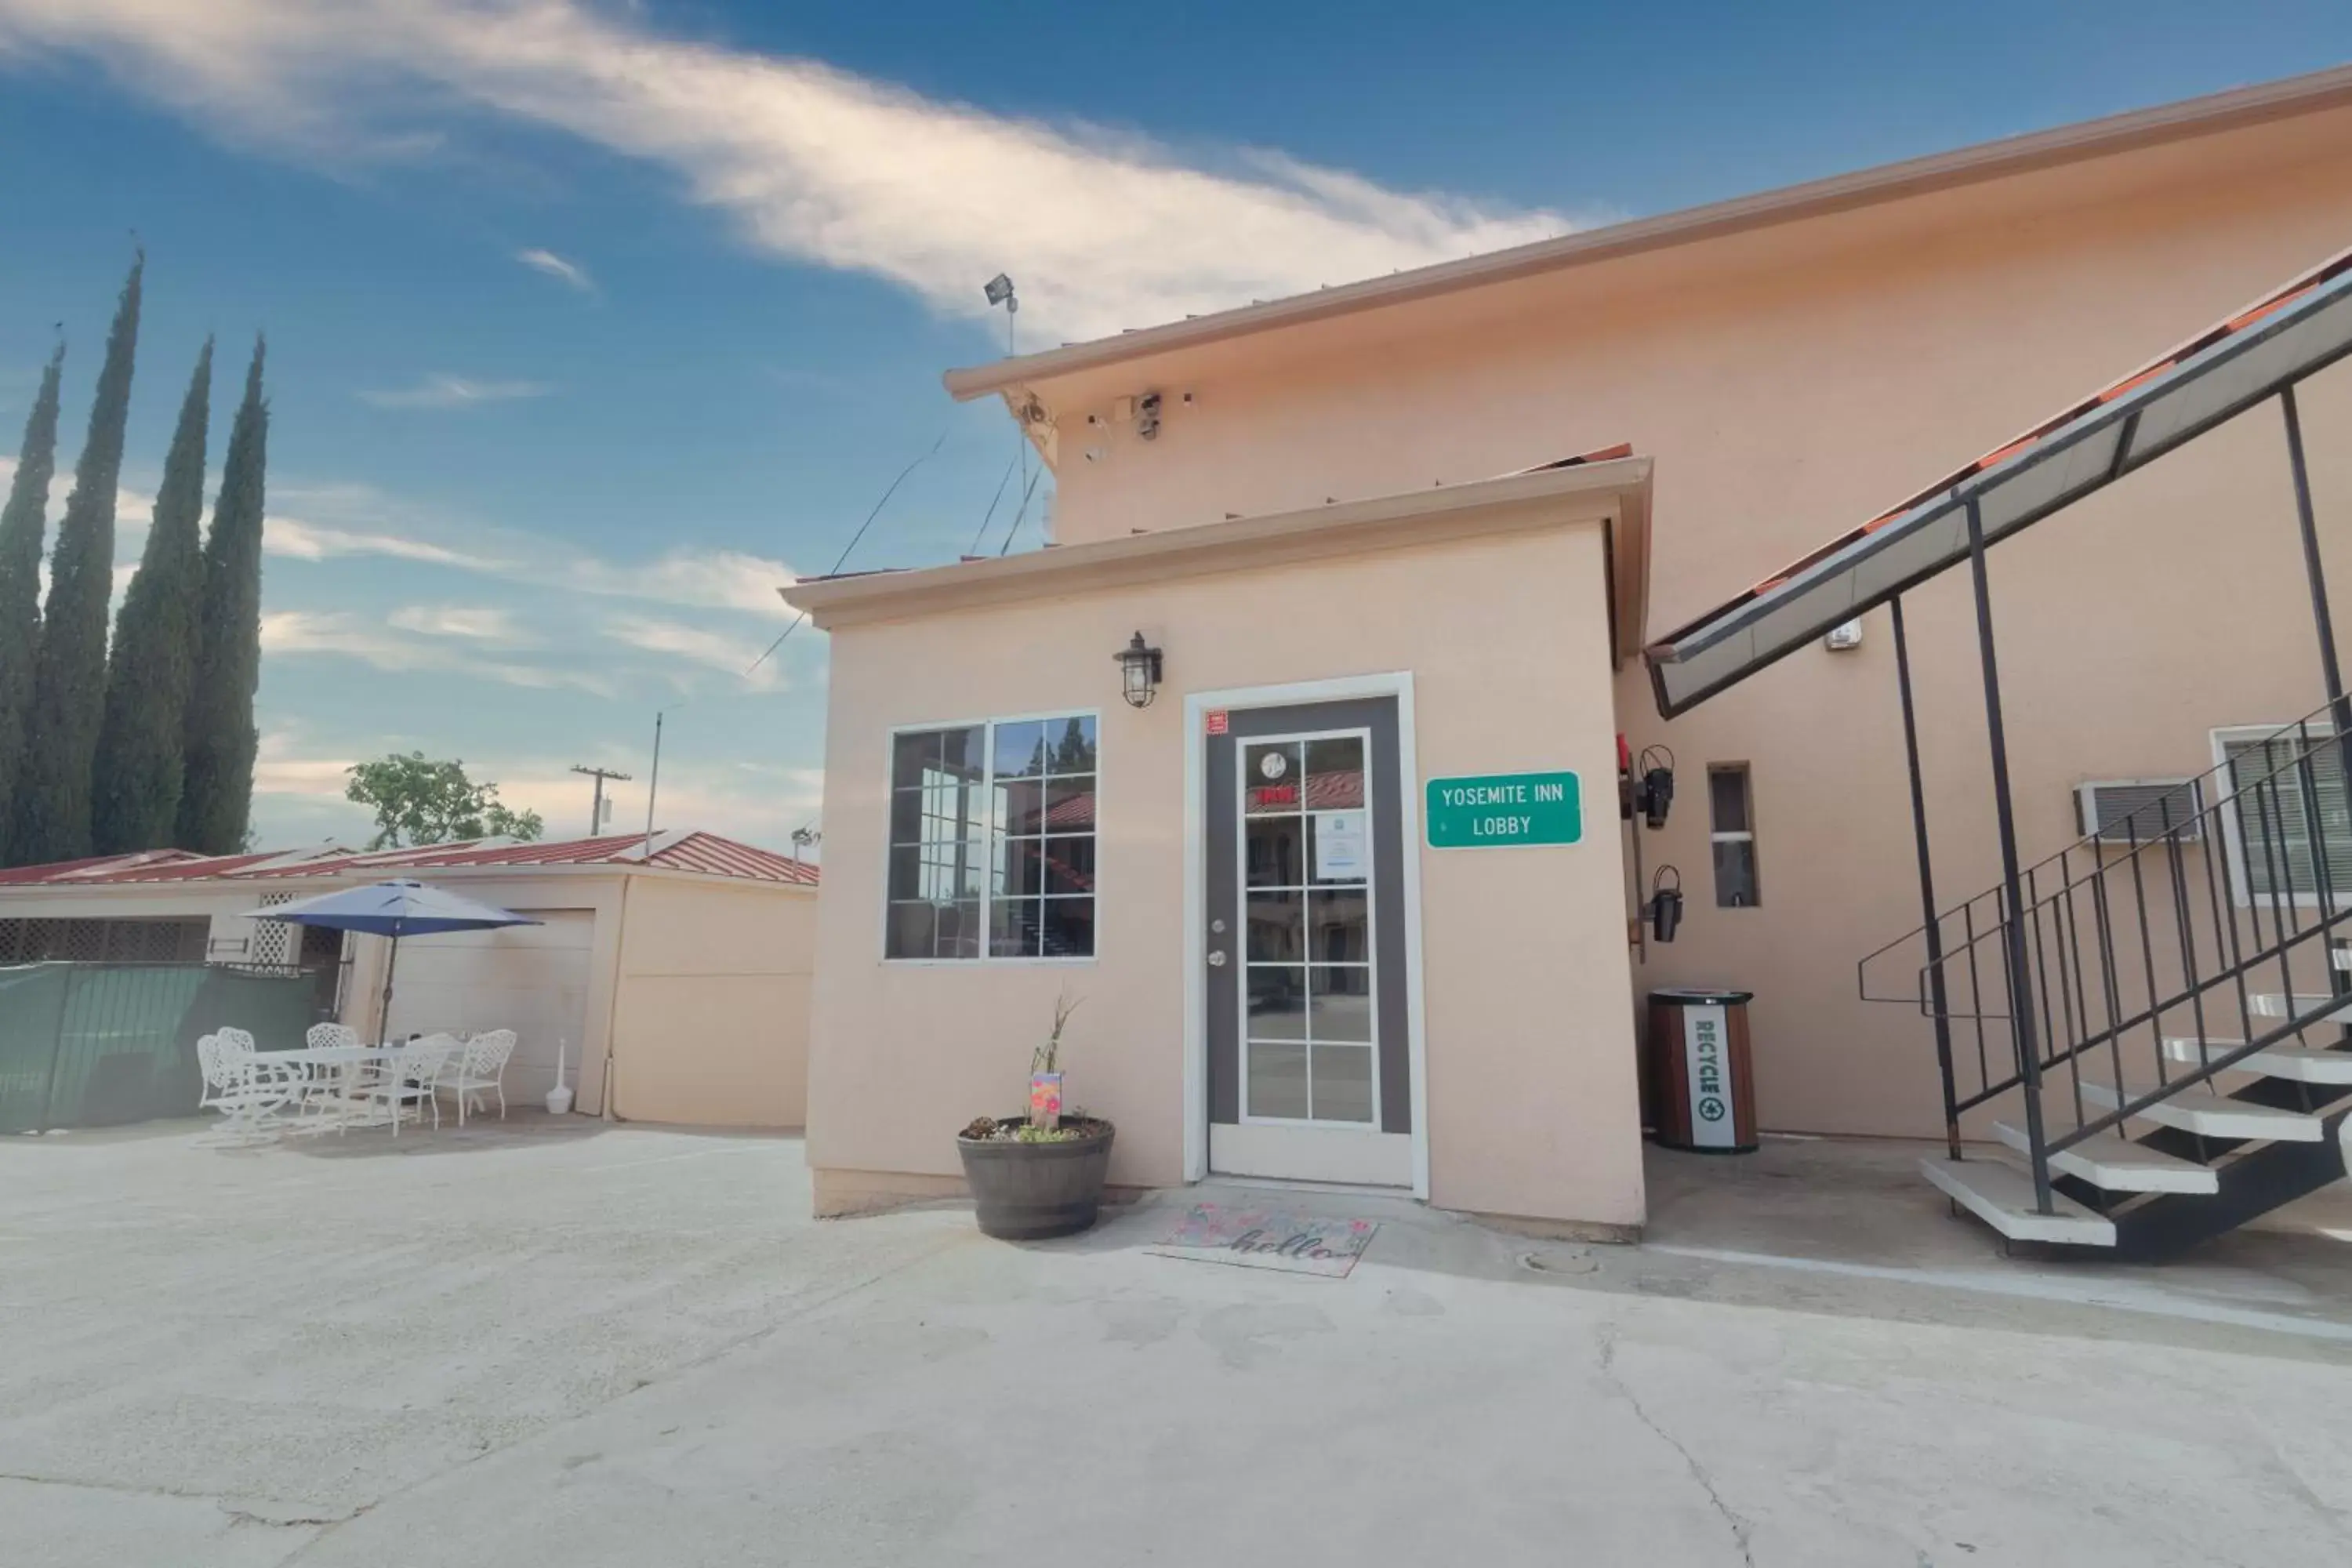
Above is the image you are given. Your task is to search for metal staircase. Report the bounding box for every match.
[1864,709,2352,1257]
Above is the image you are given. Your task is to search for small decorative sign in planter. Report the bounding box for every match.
[1029,1071,1063,1130]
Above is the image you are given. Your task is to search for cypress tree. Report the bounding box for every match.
[178,336,267,857]
[0,344,65,865]
[13,255,140,866]
[94,338,212,853]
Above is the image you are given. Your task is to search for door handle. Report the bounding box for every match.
[1207,950,1228,967]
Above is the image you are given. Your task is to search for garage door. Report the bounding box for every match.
[382,909,593,1107]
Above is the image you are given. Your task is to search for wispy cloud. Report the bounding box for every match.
[263,479,795,620]
[0,0,1573,341]
[607,613,782,690]
[387,603,535,644]
[260,609,613,695]
[358,373,551,410]
[268,514,513,570]
[516,246,593,292]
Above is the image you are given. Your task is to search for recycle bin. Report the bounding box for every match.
[1647,987,1758,1153]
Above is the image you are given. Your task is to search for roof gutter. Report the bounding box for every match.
[942,64,2352,401]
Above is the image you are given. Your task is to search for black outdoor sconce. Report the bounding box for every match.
[1115,631,1164,709]
[1638,745,1676,829]
[1650,865,1684,944]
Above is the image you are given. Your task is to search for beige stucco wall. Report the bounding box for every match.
[807,513,1645,1229]
[609,875,816,1128]
[1003,102,2352,1139]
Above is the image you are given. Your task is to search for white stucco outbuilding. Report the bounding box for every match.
[0,830,819,1128]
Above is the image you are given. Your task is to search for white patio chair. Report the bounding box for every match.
[288,1022,369,1134]
[363,1034,459,1137]
[194,1029,302,1145]
[439,1029,517,1125]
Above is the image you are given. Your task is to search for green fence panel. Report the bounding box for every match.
[0,965,73,1134]
[0,962,325,1130]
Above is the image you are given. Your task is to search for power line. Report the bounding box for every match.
[747,426,949,677]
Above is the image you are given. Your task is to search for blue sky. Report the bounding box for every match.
[0,2,2345,852]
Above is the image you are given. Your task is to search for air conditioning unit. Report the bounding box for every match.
[2077,778,2203,844]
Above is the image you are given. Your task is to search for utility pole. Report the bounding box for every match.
[570,764,632,838]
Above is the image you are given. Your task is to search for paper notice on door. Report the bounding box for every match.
[1313,811,1369,881]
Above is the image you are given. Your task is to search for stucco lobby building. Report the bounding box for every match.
[786,66,2352,1235]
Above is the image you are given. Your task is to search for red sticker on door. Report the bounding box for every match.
[1205,710,1229,735]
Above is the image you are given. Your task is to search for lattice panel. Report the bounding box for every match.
[248,898,295,968]
[0,919,27,964]
[61,920,107,962]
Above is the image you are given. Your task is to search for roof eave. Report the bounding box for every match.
[942,64,2352,401]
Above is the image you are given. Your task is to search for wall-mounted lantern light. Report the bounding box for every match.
[1114,631,1163,709]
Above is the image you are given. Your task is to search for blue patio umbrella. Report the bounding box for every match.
[245,880,541,1043]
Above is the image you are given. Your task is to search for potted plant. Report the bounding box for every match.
[956,993,1114,1240]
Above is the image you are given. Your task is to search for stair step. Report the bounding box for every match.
[1992,1120,2216,1193]
[2162,1037,2352,1084]
[1919,1156,2116,1246]
[2251,993,2352,1024]
[2078,1080,2327,1142]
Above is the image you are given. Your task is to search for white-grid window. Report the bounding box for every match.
[884,714,1098,960]
[2215,726,2352,906]
[1709,764,1761,908]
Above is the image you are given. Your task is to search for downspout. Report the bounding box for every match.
[597,872,633,1120]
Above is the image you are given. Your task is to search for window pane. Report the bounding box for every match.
[2228,739,2352,898]
[1247,817,1304,887]
[888,788,921,846]
[1246,890,1303,962]
[1311,1044,1375,1123]
[1713,839,1761,908]
[990,897,1042,958]
[994,837,1045,898]
[993,720,1047,779]
[886,901,937,959]
[1041,896,1094,957]
[923,839,986,900]
[1247,966,1305,1037]
[1045,775,1096,834]
[1709,766,1751,833]
[1245,742,1303,815]
[1308,966,1373,1042]
[1044,715,1098,775]
[891,731,939,790]
[1303,736,1365,811]
[1043,836,1094,895]
[939,725,985,782]
[1249,1041,1308,1120]
[937,899,982,959]
[1307,890,1369,964]
[996,777,1047,834]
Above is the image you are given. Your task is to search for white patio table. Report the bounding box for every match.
[263,1044,409,1133]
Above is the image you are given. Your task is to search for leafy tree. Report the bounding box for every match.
[0,343,64,866]
[178,336,267,855]
[345,752,546,850]
[13,255,140,866]
[94,338,212,854]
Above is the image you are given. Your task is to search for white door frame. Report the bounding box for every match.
[1182,672,1429,1198]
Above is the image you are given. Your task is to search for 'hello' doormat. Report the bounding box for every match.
[1146,1203,1381,1278]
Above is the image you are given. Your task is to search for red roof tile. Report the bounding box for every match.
[0,831,818,888]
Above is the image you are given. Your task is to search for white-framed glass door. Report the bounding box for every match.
[1203,697,1412,1189]
[1238,728,1381,1128]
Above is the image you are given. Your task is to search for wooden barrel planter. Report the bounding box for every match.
[955,1116,1116,1240]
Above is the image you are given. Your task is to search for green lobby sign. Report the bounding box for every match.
[1424,771,1582,848]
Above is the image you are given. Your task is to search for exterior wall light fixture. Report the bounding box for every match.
[1115,632,1163,709]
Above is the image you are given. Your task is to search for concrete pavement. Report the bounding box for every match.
[8,1120,2352,1565]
